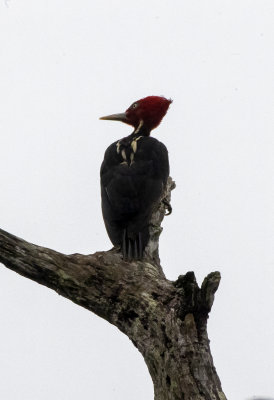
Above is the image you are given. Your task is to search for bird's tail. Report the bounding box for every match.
[121,229,147,261]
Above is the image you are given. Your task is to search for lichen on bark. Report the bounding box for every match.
[0,177,227,400]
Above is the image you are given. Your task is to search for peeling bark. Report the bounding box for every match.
[0,178,227,400]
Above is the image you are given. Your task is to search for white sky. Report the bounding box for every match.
[0,1,274,399]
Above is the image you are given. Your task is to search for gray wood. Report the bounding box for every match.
[0,177,227,400]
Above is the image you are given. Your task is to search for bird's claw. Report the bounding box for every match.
[163,199,172,215]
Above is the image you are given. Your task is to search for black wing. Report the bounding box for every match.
[100,135,169,258]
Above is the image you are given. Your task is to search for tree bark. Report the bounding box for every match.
[0,178,227,400]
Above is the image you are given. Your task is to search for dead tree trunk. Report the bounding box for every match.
[0,178,227,400]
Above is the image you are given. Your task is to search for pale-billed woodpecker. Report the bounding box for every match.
[100,96,172,260]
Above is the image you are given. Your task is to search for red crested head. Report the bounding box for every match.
[100,96,172,134]
[125,96,172,131]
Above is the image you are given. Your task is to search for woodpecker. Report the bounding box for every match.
[100,96,172,260]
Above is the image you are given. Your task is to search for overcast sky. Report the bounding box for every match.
[1,1,274,399]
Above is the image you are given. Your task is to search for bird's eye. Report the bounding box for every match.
[131,102,138,109]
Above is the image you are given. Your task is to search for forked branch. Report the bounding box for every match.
[0,178,227,400]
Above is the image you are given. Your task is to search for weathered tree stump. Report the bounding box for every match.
[0,178,227,400]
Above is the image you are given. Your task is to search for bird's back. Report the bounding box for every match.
[100,133,169,258]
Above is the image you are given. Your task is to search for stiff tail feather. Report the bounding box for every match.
[121,229,145,261]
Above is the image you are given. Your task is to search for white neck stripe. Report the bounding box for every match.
[134,120,144,134]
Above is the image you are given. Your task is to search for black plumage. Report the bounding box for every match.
[100,132,169,259]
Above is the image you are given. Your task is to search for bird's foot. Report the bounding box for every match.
[163,198,172,215]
